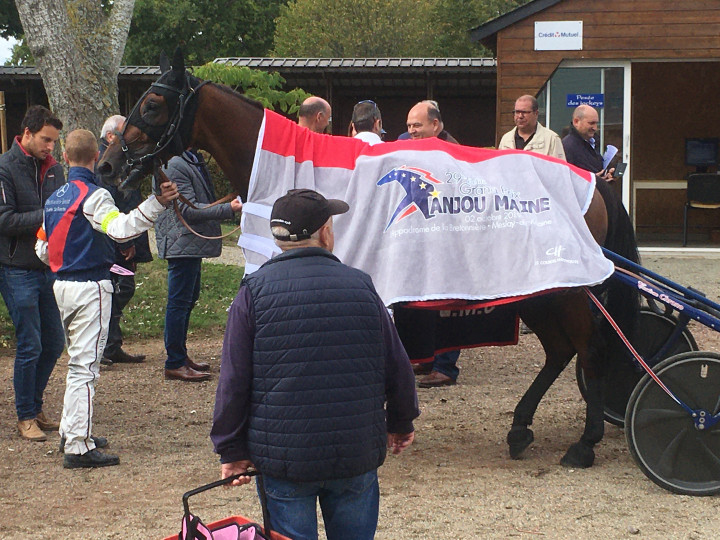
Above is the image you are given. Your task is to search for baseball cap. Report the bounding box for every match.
[270,189,349,241]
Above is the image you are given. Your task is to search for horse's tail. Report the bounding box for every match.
[592,179,641,362]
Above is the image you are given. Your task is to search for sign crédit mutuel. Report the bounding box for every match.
[534,21,583,51]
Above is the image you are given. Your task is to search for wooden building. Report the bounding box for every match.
[471,0,720,248]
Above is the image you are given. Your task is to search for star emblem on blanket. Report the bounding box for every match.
[376,166,443,230]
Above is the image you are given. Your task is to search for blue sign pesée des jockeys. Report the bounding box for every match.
[567,93,604,108]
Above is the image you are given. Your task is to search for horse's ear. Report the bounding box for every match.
[159,52,170,73]
[172,47,185,73]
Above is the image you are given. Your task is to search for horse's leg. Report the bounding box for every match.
[556,293,606,468]
[508,296,577,459]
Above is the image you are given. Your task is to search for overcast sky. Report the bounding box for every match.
[0,37,18,64]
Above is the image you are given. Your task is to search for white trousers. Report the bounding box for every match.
[54,279,113,456]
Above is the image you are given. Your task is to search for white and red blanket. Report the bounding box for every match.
[239,110,613,307]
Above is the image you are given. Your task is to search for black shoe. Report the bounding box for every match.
[100,357,113,366]
[64,448,119,469]
[104,349,145,363]
[59,435,108,453]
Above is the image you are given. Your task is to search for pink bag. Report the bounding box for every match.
[181,514,269,540]
[171,472,283,540]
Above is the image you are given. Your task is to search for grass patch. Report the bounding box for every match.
[0,260,245,348]
[221,221,242,248]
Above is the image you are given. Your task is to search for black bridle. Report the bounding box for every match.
[115,72,209,188]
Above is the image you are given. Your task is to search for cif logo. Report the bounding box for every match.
[546,244,565,258]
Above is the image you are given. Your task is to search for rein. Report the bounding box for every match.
[155,166,242,241]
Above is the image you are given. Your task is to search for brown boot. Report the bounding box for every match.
[35,411,59,431]
[18,419,47,441]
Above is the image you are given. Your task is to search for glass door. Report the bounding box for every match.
[537,61,632,211]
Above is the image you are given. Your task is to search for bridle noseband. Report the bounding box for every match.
[115,73,209,186]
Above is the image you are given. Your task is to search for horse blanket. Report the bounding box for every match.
[239,110,614,307]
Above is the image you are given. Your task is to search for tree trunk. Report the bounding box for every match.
[15,0,135,139]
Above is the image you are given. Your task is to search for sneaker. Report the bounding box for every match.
[18,419,47,441]
[59,435,108,453]
[35,411,59,431]
[63,448,119,469]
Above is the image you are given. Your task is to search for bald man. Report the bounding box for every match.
[298,96,332,134]
[562,104,614,181]
[405,100,459,143]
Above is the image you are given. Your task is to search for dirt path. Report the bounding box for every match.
[1,254,720,539]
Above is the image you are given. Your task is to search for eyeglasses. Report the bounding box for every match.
[513,109,536,116]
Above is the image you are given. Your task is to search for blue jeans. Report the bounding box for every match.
[0,266,65,420]
[164,258,201,369]
[260,470,379,540]
[433,349,460,380]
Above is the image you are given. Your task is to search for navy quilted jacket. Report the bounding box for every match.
[243,248,388,482]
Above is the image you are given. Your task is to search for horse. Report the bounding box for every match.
[98,49,640,469]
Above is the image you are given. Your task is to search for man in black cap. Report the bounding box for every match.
[211,189,419,540]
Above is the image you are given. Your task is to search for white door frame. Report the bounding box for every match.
[544,60,632,213]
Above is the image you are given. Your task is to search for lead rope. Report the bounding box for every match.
[156,166,243,241]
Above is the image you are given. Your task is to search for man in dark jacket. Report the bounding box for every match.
[97,114,150,365]
[0,105,66,442]
[153,149,242,382]
[211,189,419,540]
[562,104,614,181]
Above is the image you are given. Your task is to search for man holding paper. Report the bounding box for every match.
[562,104,616,181]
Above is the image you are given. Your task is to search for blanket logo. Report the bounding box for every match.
[376,166,443,231]
[377,166,552,232]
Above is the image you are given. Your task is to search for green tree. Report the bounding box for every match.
[123,0,286,66]
[273,0,532,57]
[273,0,434,57]
[431,0,532,56]
[194,63,309,114]
[0,0,22,38]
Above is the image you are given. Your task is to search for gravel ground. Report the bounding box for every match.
[1,251,720,539]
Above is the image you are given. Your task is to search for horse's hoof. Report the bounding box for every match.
[560,442,595,468]
[507,426,534,459]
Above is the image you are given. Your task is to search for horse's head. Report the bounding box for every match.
[98,48,204,190]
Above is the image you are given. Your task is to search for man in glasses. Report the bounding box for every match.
[350,100,384,145]
[498,95,565,160]
[298,96,332,134]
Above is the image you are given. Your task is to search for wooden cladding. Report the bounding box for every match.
[493,0,720,140]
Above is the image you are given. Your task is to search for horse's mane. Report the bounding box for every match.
[208,80,265,111]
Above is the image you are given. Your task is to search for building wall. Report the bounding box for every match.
[494,0,720,140]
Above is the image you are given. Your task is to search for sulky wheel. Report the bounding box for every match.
[625,351,720,496]
[577,308,697,427]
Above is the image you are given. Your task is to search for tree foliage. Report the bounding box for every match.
[193,63,309,114]
[273,0,533,57]
[123,0,286,66]
[273,0,435,57]
[0,0,22,38]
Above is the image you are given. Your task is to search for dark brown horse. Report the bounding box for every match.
[98,49,640,469]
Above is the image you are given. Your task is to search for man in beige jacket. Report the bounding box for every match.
[498,95,565,160]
